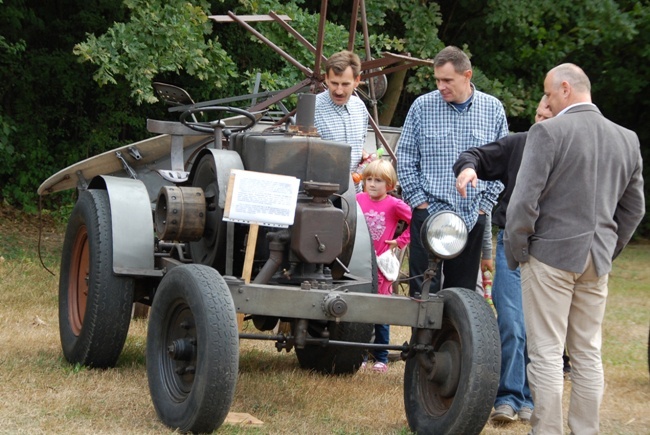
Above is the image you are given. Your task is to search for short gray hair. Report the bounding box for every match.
[550,63,591,93]
[433,46,471,73]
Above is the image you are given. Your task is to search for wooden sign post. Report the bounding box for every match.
[223,169,300,330]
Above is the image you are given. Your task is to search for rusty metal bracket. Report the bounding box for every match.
[210,1,434,163]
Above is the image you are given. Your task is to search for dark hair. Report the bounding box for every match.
[325,50,361,78]
[433,46,471,74]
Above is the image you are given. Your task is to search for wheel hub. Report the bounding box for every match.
[167,337,196,361]
[429,340,461,398]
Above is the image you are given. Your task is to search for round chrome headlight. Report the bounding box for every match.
[419,211,468,259]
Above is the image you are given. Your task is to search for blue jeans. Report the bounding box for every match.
[492,229,533,411]
[371,324,390,364]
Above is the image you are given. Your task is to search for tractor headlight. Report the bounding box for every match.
[419,211,468,260]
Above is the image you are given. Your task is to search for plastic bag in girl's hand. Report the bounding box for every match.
[376,249,400,282]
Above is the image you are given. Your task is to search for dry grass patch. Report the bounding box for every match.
[0,206,648,434]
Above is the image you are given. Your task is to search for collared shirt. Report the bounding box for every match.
[556,102,597,117]
[396,85,508,230]
[314,92,368,171]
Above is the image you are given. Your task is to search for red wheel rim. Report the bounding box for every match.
[68,226,89,336]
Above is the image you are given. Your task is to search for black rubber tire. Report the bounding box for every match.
[404,287,500,435]
[295,320,373,375]
[58,189,134,368]
[147,264,239,434]
[188,155,226,271]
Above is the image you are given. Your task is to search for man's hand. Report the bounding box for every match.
[456,168,478,198]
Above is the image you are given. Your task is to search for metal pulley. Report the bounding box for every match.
[155,186,206,241]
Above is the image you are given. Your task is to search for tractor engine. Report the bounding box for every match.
[290,181,343,265]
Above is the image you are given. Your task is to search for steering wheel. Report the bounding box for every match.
[180,106,257,134]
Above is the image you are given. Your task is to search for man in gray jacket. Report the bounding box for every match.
[505,63,645,434]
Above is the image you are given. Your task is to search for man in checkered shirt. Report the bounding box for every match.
[314,50,369,191]
[396,46,508,296]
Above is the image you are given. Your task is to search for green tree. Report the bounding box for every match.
[73,0,238,105]
[435,0,649,232]
[436,0,647,128]
[0,0,158,211]
[0,0,647,235]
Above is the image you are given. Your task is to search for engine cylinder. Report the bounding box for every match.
[290,183,343,264]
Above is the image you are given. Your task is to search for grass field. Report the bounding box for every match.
[0,204,648,434]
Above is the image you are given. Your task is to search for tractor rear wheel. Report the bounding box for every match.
[59,189,134,368]
[295,320,373,375]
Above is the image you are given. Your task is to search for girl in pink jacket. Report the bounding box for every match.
[357,159,411,372]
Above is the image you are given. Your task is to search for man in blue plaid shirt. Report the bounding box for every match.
[396,46,508,296]
[314,50,369,191]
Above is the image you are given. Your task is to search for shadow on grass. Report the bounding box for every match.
[237,347,302,374]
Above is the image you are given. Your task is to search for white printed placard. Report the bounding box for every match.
[223,169,300,227]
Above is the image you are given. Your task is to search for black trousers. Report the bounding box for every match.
[408,209,486,297]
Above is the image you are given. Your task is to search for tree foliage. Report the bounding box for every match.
[73,0,237,104]
[0,0,648,234]
[0,0,161,211]
[437,0,646,127]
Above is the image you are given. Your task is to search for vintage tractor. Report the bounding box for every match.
[37,5,501,434]
[38,86,500,434]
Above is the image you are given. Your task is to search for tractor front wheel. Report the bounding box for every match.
[404,288,500,434]
[147,264,239,433]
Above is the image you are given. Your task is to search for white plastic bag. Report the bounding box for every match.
[376,249,400,282]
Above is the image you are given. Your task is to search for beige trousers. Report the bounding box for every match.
[521,254,608,435]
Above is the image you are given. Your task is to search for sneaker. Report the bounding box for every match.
[490,404,517,423]
[361,361,367,369]
[519,407,533,422]
[371,362,388,373]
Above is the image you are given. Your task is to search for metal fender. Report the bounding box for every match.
[88,175,155,275]
[347,202,374,284]
[189,148,244,209]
